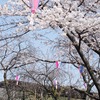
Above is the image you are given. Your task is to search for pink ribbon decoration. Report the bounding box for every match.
[54,80,58,89]
[15,75,20,85]
[56,61,61,68]
[56,61,59,68]
[30,0,39,13]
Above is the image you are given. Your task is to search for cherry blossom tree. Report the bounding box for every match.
[0,0,100,99]
[0,35,37,100]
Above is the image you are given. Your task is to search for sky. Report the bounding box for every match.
[0,0,7,5]
[0,0,8,81]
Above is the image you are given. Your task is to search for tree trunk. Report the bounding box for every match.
[22,91,25,100]
[51,93,58,100]
[68,90,71,100]
[40,91,43,100]
[34,89,36,100]
[4,71,11,100]
[54,96,58,100]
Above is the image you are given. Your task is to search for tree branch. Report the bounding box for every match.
[67,32,100,94]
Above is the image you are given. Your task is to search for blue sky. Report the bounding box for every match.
[0,0,7,81]
[0,0,8,5]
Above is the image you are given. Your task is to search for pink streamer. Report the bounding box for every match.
[15,75,19,81]
[30,0,39,13]
[54,80,58,89]
[16,81,18,85]
[56,61,61,68]
[56,61,59,68]
[15,75,20,85]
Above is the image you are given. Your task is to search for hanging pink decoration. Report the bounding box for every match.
[56,61,61,68]
[56,61,59,68]
[55,61,61,89]
[30,0,40,13]
[54,80,58,89]
[15,75,20,85]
